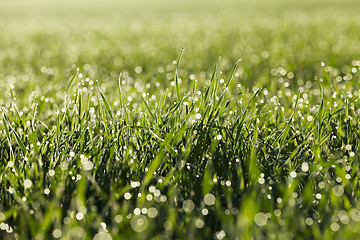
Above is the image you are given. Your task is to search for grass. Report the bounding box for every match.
[1,0,360,239]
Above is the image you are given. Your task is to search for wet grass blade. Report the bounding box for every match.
[278,88,300,154]
[141,97,157,125]
[66,68,79,92]
[202,56,221,108]
[316,76,324,144]
[3,114,27,155]
[96,80,114,121]
[175,48,184,104]
[225,59,241,88]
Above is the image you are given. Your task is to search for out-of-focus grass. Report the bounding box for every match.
[1,0,360,239]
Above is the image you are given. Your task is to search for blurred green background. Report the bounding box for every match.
[0,0,359,85]
[1,0,359,89]
[0,0,359,111]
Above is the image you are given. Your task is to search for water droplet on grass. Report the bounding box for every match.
[53,229,62,238]
[305,218,313,225]
[274,209,281,217]
[134,208,141,215]
[351,210,360,222]
[330,222,339,231]
[60,162,68,170]
[83,161,94,171]
[24,179,32,189]
[147,207,158,218]
[76,213,84,220]
[318,182,325,189]
[315,193,322,199]
[301,163,309,172]
[195,219,204,229]
[0,223,6,230]
[333,185,344,197]
[258,178,265,184]
[94,232,112,240]
[254,212,268,226]
[141,208,147,214]
[124,192,131,200]
[146,194,153,201]
[48,169,55,176]
[183,199,195,212]
[204,194,215,206]
[202,208,209,215]
[163,221,172,230]
[338,210,349,224]
[130,215,148,232]
[115,215,123,223]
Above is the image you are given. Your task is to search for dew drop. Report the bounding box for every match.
[254,212,268,226]
[183,199,195,212]
[147,207,158,218]
[53,229,62,238]
[130,215,148,232]
[24,179,32,189]
[204,194,216,206]
[94,232,112,240]
[195,219,204,229]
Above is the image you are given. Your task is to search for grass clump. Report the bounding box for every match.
[2,54,360,239]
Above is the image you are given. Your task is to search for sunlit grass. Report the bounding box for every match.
[1,1,360,239]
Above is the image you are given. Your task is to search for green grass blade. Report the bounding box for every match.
[66,68,79,92]
[141,97,157,125]
[96,80,114,121]
[225,58,241,88]
[278,88,300,150]
[3,114,27,155]
[118,73,124,110]
[202,56,221,108]
[175,48,184,104]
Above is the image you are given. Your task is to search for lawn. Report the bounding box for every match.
[1,0,360,239]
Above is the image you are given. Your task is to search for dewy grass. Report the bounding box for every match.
[1,53,360,239]
[1,1,360,239]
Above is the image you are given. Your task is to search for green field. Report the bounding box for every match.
[1,0,360,239]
